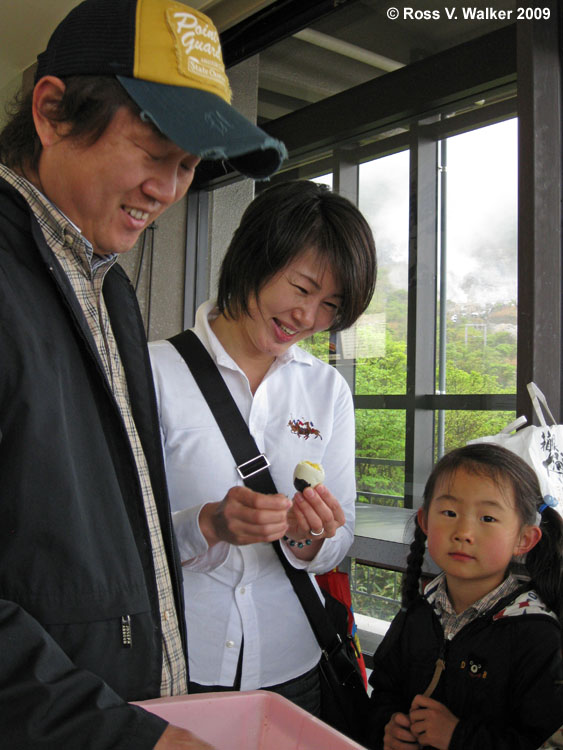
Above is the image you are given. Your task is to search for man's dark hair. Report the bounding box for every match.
[216,180,377,332]
[0,76,138,175]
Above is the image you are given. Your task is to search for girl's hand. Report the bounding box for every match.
[284,484,345,559]
[383,712,421,749]
[409,694,459,750]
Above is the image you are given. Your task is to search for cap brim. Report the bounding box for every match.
[117,76,286,180]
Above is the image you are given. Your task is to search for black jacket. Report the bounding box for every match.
[367,583,563,750]
[0,177,186,748]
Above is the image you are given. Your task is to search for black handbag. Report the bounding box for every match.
[168,329,370,746]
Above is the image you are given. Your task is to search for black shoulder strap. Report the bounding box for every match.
[167,328,342,653]
[168,329,276,495]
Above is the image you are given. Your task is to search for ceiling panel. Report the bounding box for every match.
[0,0,515,129]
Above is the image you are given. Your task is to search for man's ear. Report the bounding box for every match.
[417,507,428,535]
[514,524,542,556]
[32,76,68,148]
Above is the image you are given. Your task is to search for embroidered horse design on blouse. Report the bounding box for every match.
[287,418,322,440]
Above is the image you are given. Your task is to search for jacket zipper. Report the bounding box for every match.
[121,615,132,647]
[423,640,447,698]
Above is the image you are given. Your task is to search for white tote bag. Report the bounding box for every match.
[467,382,562,515]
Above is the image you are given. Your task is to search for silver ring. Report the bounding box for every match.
[310,527,324,537]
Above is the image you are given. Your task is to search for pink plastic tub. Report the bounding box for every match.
[134,690,366,749]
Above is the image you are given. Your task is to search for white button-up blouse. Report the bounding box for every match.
[149,301,356,689]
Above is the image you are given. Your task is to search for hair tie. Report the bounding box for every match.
[539,495,558,514]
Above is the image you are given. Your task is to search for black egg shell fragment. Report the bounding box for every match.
[294,477,311,493]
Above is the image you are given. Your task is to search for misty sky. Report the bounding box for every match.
[358,118,518,308]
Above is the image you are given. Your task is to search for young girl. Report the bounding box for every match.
[366,443,563,750]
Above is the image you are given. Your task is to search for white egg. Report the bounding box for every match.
[293,460,325,491]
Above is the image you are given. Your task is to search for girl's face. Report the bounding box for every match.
[239,247,343,359]
[418,467,540,608]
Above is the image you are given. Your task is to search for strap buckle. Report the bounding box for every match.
[236,453,271,480]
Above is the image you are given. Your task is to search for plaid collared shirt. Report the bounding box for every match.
[1,164,187,696]
[425,570,523,640]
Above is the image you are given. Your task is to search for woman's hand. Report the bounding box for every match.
[383,712,420,749]
[284,484,345,559]
[199,486,291,547]
[409,695,459,750]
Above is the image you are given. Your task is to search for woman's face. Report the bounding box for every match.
[240,247,343,359]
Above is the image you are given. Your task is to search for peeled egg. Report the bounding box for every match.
[293,461,325,492]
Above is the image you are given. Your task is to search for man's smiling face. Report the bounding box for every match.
[37,105,200,255]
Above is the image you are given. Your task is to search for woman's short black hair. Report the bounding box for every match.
[0,76,138,176]
[216,180,377,332]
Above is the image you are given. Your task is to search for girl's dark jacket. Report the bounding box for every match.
[366,580,563,750]
[0,177,186,748]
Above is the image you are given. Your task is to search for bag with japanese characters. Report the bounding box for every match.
[467,382,562,514]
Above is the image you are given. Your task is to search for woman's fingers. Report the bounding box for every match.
[292,484,345,537]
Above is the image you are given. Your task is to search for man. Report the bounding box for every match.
[0,0,286,747]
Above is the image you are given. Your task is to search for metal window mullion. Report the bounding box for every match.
[184,190,209,330]
[332,151,359,394]
[516,0,563,421]
[404,127,439,508]
[333,149,359,204]
[437,138,448,458]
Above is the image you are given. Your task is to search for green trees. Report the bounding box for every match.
[302,292,517,621]
[301,295,517,512]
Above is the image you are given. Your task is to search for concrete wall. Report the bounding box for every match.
[207,56,258,301]
[118,197,188,342]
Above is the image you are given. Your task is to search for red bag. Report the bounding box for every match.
[316,569,368,688]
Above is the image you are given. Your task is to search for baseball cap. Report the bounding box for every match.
[35,0,287,179]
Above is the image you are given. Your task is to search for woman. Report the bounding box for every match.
[149,180,376,714]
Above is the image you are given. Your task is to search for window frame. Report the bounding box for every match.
[185,14,562,579]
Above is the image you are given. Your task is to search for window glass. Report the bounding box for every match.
[352,560,402,623]
[311,173,333,189]
[438,119,518,396]
[298,174,334,361]
[436,409,517,457]
[298,330,330,362]
[356,409,405,507]
[300,123,518,652]
[358,151,410,395]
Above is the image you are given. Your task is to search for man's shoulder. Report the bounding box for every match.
[0,173,32,222]
[0,176,39,260]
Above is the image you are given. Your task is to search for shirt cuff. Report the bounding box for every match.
[171,505,207,559]
[172,505,230,571]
